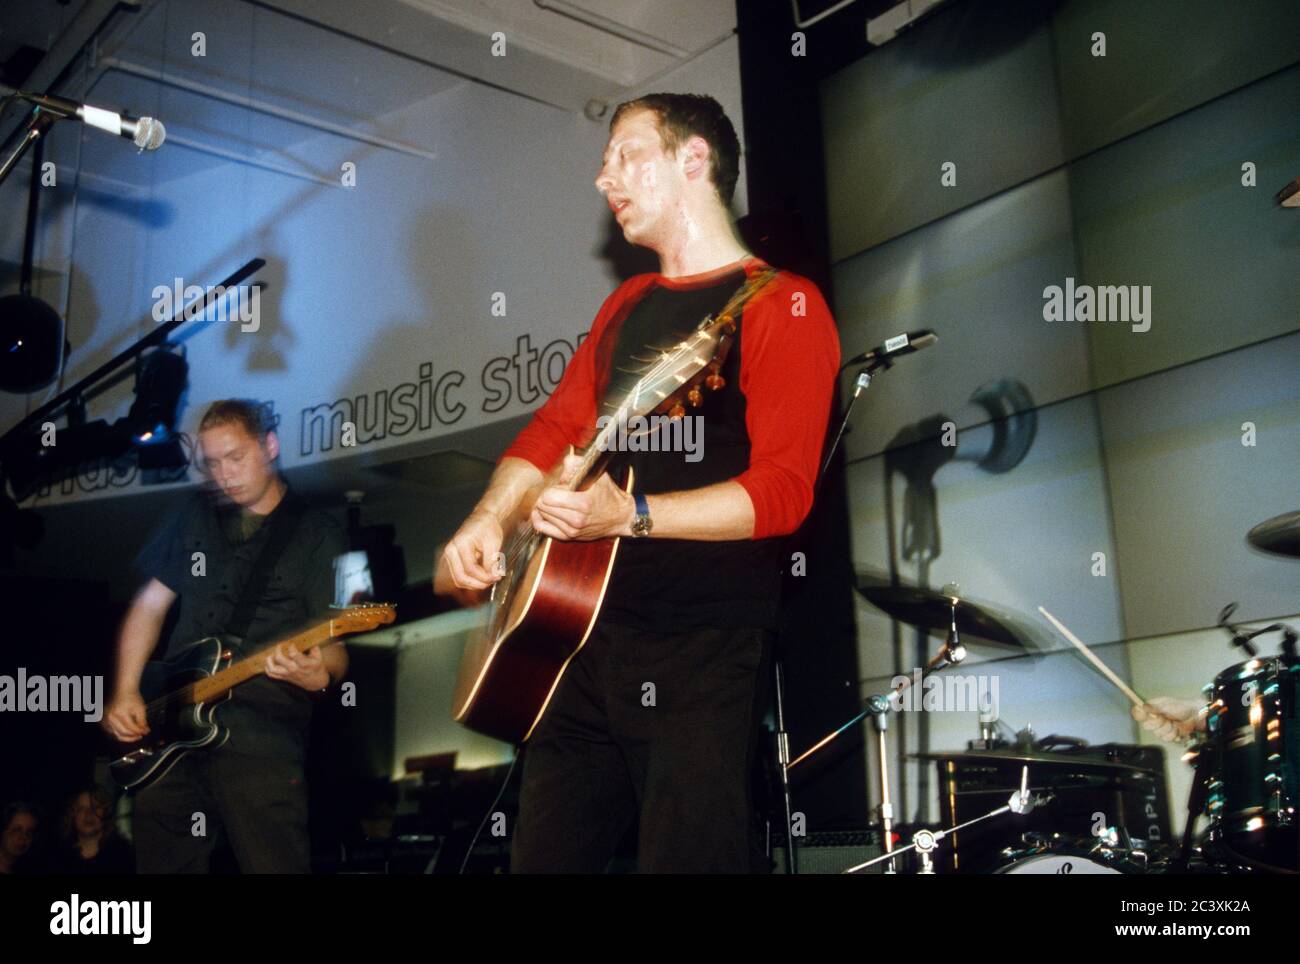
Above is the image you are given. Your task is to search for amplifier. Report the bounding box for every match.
[933,742,1172,873]
[770,829,885,874]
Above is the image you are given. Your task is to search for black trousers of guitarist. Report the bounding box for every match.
[133,744,311,874]
[129,486,345,874]
[511,621,775,873]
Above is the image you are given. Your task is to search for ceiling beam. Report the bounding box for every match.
[250,0,616,112]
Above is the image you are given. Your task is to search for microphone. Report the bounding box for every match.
[843,329,937,369]
[16,91,165,151]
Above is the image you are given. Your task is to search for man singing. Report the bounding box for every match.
[437,93,840,872]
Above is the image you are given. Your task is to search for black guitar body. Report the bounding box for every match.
[108,637,233,791]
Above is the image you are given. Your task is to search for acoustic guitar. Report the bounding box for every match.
[451,268,778,743]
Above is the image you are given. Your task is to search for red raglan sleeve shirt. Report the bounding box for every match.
[732,273,841,538]
[499,269,841,539]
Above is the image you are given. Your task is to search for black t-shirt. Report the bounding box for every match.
[54,836,136,875]
[594,270,787,633]
[133,485,346,758]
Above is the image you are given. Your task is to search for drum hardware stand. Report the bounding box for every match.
[880,592,966,872]
[1171,742,1213,873]
[1220,603,1259,657]
[1218,602,1295,661]
[940,584,968,665]
[788,630,969,872]
[865,693,897,872]
[843,765,1048,873]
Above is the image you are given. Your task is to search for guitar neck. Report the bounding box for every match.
[190,621,338,703]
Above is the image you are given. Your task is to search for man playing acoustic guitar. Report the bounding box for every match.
[436,93,840,873]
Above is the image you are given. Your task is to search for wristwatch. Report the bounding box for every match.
[630,492,653,538]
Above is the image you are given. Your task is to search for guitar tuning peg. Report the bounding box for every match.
[668,403,686,419]
[705,372,725,391]
[687,387,703,407]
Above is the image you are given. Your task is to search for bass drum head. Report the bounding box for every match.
[995,853,1125,874]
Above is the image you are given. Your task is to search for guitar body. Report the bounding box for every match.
[107,604,395,792]
[109,637,233,791]
[451,468,632,744]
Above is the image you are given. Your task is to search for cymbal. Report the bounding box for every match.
[911,748,1152,775]
[854,574,1033,649]
[1247,510,1300,559]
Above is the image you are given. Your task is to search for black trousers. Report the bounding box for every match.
[132,743,310,874]
[511,621,774,873]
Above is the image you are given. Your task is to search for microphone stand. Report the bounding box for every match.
[770,355,896,873]
[0,107,55,188]
[782,584,969,869]
[844,765,1045,873]
[821,359,893,482]
[772,659,798,873]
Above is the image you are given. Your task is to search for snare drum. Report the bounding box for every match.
[1204,656,1299,871]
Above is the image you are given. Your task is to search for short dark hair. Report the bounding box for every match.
[2,800,37,833]
[199,399,277,440]
[610,93,741,207]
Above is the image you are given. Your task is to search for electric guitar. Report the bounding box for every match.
[451,268,778,743]
[109,603,395,790]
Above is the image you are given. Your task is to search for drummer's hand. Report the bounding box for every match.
[1132,697,1202,742]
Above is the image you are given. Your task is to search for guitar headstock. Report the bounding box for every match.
[328,603,397,636]
[627,322,727,416]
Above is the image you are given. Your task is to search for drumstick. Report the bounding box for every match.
[1037,606,1146,708]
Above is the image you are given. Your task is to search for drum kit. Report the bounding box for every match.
[795,509,1299,875]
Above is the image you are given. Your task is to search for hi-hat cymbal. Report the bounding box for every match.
[854,574,1034,649]
[1247,510,1300,559]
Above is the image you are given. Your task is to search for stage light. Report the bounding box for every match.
[124,348,188,445]
[1,418,132,502]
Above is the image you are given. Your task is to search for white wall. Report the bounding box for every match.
[4,0,747,511]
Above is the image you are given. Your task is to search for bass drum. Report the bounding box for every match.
[993,837,1148,874]
[996,852,1124,874]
